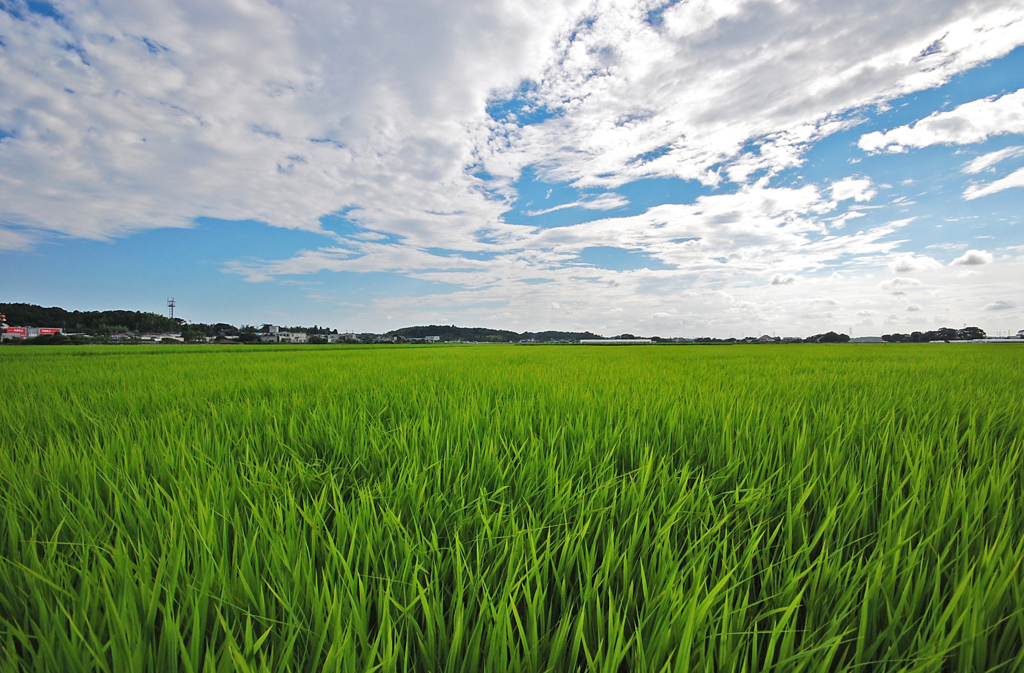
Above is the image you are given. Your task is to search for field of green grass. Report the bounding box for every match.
[1,344,1023,672]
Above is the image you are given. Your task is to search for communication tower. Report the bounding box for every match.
[167,298,176,320]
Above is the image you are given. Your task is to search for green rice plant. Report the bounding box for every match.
[0,344,1022,671]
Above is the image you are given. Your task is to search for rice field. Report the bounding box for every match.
[1,343,1023,672]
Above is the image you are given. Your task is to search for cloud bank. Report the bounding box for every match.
[2,0,1024,334]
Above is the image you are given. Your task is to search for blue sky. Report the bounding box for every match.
[1,0,1023,337]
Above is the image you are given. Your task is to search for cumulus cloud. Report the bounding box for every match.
[771,274,798,285]
[879,277,922,290]
[906,304,921,312]
[889,254,941,273]
[950,249,993,265]
[963,167,1024,200]
[859,88,1024,153]
[831,178,876,202]
[984,300,1016,311]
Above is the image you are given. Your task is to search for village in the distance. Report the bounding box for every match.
[2,301,1020,346]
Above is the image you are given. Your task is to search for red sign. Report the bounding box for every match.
[5,328,26,337]
[39,328,62,334]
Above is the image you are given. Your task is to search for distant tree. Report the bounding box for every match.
[181,330,205,343]
[814,331,850,343]
[238,333,260,343]
[309,336,328,344]
[957,326,986,340]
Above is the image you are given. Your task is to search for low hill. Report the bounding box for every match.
[386,325,522,342]
[386,325,603,342]
[1,302,180,334]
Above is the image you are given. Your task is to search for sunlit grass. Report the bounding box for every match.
[1,344,1022,671]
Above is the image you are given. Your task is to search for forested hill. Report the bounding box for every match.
[386,325,602,342]
[1,302,180,333]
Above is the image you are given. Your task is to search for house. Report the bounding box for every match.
[260,331,308,343]
[580,339,653,344]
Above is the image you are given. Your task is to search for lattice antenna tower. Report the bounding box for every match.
[167,298,176,320]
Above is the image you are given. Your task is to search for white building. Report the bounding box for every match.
[260,331,308,343]
[580,339,653,344]
[425,336,441,342]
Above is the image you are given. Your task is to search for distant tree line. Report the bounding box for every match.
[387,325,602,342]
[1,302,181,334]
[2,303,1009,347]
[882,327,986,342]
[692,331,850,344]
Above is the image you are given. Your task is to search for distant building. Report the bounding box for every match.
[850,336,884,343]
[425,336,441,343]
[1,325,63,340]
[138,333,182,342]
[580,339,653,344]
[260,331,307,344]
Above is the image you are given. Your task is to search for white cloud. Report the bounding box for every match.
[889,254,941,273]
[3,0,1024,337]
[859,88,1024,153]
[3,0,1016,247]
[497,1,1024,193]
[0,0,588,244]
[963,167,1024,200]
[962,146,1024,174]
[831,177,876,202]
[879,277,922,290]
[527,192,629,215]
[0,226,35,251]
[984,300,1015,311]
[906,304,921,312]
[950,249,993,265]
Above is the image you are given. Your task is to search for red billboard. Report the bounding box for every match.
[39,328,62,334]
[4,328,26,338]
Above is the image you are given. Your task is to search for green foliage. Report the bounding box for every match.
[884,327,987,342]
[388,324,522,342]
[1,344,1023,672]
[387,325,602,342]
[806,331,850,343]
[0,302,180,334]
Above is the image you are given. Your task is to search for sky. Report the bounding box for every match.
[1,0,1023,337]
